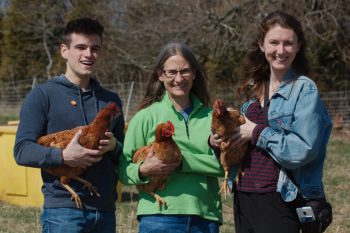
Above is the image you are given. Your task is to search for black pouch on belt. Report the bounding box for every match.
[299,197,332,233]
[285,168,333,233]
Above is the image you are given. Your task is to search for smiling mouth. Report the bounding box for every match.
[275,57,288,63]
[172,83,188,89]
[80,60,94,66]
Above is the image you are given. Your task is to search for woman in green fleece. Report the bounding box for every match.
[118,43,223,233]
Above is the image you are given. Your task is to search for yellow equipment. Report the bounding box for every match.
[0,122,122,207]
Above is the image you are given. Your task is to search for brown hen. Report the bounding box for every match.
[211,98,248,197]
[132,121,182,208]
[37,102,120,208]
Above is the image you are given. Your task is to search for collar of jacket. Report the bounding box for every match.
[241,69,299,114]
[48,74,101,125]
[274,69,298,100]
[161,91,204,115]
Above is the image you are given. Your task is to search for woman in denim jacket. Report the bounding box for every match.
[225,11,332,233]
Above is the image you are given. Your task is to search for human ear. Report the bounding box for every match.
[157,70,165,82]
[60,44,68,59]
[258,41,265,53]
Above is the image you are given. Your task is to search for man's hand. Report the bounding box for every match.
[99,131,117,154]
[62,130,102,168]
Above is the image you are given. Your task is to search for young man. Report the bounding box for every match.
[14,18,124,233]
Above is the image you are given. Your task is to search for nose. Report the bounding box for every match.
[174,72,185,82]
[276,44,285,54]
[84,48,93,57]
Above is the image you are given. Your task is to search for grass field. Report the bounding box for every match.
[0,134,349,233]
[0,115,18,125]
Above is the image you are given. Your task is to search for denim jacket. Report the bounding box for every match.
[230,69,332,202]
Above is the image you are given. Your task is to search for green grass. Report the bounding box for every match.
[0,136,349,233]
[323,135,350,232]
[0,115,18,125]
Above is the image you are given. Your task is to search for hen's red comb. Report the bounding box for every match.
[107,102,118,110]
[213,99,223,109]
[167,121,175,132]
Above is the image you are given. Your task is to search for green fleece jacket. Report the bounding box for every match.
[118,92,224,223]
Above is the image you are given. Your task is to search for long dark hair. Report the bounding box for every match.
[239,11,309,100]
[138,43,210,110]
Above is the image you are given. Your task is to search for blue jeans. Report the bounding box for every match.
[41,208,116,233]
[138,215,219,233]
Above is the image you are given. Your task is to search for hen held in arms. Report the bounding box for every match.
[37,102,120,208]
[211,99,248,197]
[132,121,182,208]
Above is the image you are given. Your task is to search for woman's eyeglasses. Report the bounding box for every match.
[162,68,193,79]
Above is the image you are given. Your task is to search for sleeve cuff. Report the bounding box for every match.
[136,162,150,183]
[207,135,220,159]
[256,127,276,149]
[110,140,123,163]
[52,148,65,166]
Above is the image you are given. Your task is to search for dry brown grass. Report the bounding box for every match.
[0,135,349,233]
[0,201,41,233]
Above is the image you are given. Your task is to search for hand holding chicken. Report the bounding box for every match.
[132,121,182,208]
[37,102,120,208]
[211,99,248,197]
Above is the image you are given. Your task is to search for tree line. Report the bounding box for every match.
[0,0,349,102]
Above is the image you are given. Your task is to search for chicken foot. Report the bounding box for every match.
[234,168,244,187]
[61,183,83,209]
[219,169,244,198]
[73,176,100,197]
[219,171,230,198]
[60,176,100,209]
[150,192,167,208]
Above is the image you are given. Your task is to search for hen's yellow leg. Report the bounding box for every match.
[234,168,244,187]
[219,171,230,198]
[150,192,167,208]
[61,183,82,209]
[73,176,100,197]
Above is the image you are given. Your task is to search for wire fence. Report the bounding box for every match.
[1,78,350,129]
[0,78,148,122]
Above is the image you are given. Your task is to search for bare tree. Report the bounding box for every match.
[0,0,349,95]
